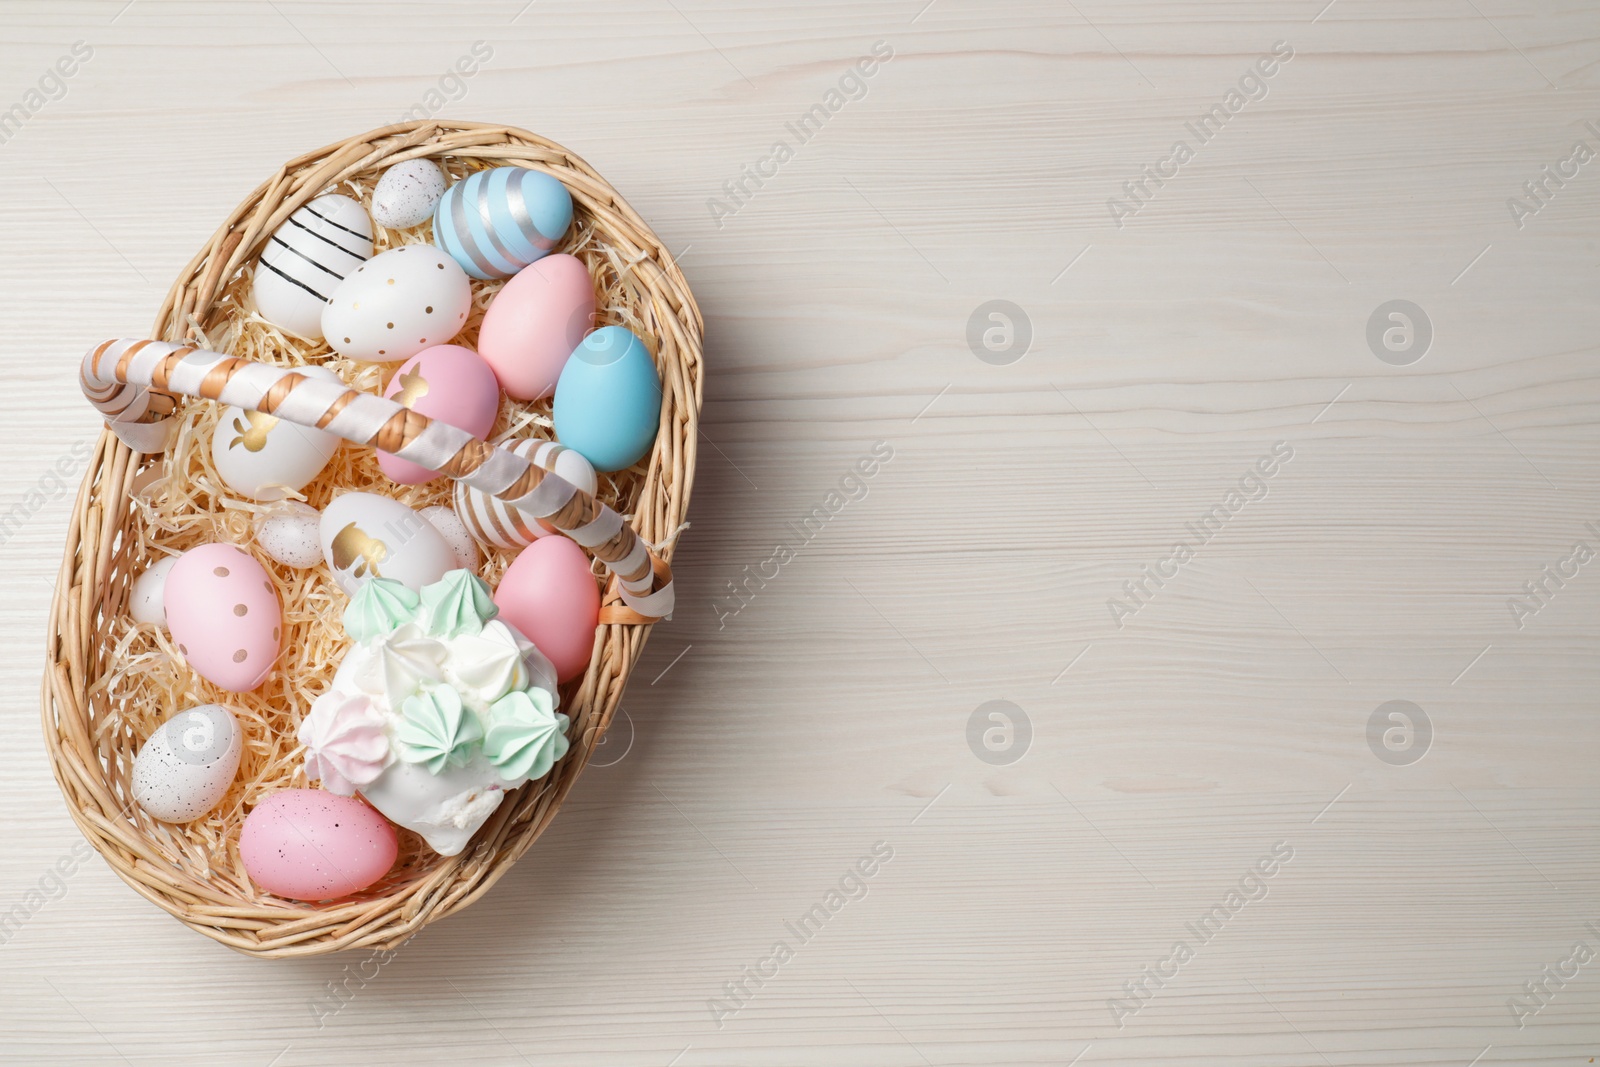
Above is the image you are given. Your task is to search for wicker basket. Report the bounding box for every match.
[41,121,703,957]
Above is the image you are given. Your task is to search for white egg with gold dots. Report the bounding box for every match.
[321,245,473,363]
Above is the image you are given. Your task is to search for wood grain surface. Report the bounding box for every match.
[2,1,1598,1063]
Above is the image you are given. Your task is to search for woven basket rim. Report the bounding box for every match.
[40,120,703,957]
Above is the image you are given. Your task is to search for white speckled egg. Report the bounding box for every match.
[371,159,448,229]
[453,438,597,550]
[211,365,344,501]
[129,556,177,626]
[421,505,481,571]
[320,492,456,594]
[253,501,323,568]
[321,245,473,363]
[131,704,243,822]
[251,194,373,340]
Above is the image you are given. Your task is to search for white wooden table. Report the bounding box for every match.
[2,2,1597,1063]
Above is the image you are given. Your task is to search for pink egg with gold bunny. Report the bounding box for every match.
[377,344,502,484]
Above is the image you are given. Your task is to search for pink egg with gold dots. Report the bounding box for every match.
[377,344,501,485]
[164,543,281,692]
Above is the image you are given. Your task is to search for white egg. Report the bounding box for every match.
[211,365,343,501]
[253,501,324,568]
[131,704,243,823]
[371,159,448,229]
[453,438,598,550]
[320,492,456,594]
[321,245,472,363]
[421,505,480,570]
[129,556,177,626]
[250,194,373,340]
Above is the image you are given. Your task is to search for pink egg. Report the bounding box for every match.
[240,789,398,901]
[477,254,595,401]
[493,536,601,682]
[378,344,501,484]
[164,544,281,692]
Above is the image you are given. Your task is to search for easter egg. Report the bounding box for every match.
[553,326,662,472]
[476,253,595,400]
[320,492,456,594]
[240,789,397,900]
[253,501,323,568]
[433,166,572,280]
[322,245,472,363]
[453,438,597,550]
[371,158,447,229]
[165,544,282,692]
[377,345,500,485]
[493,536,600,682]
[129,555,177,626]
[421,505,480,571]
[211,365,343,501]
[131,704,242,823]
[251,194,373,341]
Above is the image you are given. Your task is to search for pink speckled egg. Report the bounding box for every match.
[164,544,281,692]
[240,789,398,901]
[493,536,601,682]
[378,344,502,484]
[476,253,595,400]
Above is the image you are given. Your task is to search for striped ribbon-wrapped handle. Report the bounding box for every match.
[81,339,674,621]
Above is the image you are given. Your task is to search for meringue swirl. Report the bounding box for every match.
[298,691,391,795]
[342,577,421,643]
[484,689,570,780]
[419,569,498,638]
[396,684,482,774]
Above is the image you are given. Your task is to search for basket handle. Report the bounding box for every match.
[80,338,674,622]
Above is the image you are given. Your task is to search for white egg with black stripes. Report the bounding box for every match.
[321,244,473,363]
[250,193,373,341]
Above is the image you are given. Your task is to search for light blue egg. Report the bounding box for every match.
[433,166,573,280]
[553,327,662,472]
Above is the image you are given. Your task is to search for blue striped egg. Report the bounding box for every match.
[432,167,573,280]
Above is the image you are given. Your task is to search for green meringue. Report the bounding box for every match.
[343,578,421,643]
[418,569,499,639]
[484,688,569,781]
[396,685,482,774]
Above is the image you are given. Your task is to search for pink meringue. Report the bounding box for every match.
[299,691,391,795]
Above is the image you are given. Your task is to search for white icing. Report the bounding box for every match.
[318,612,560,855]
